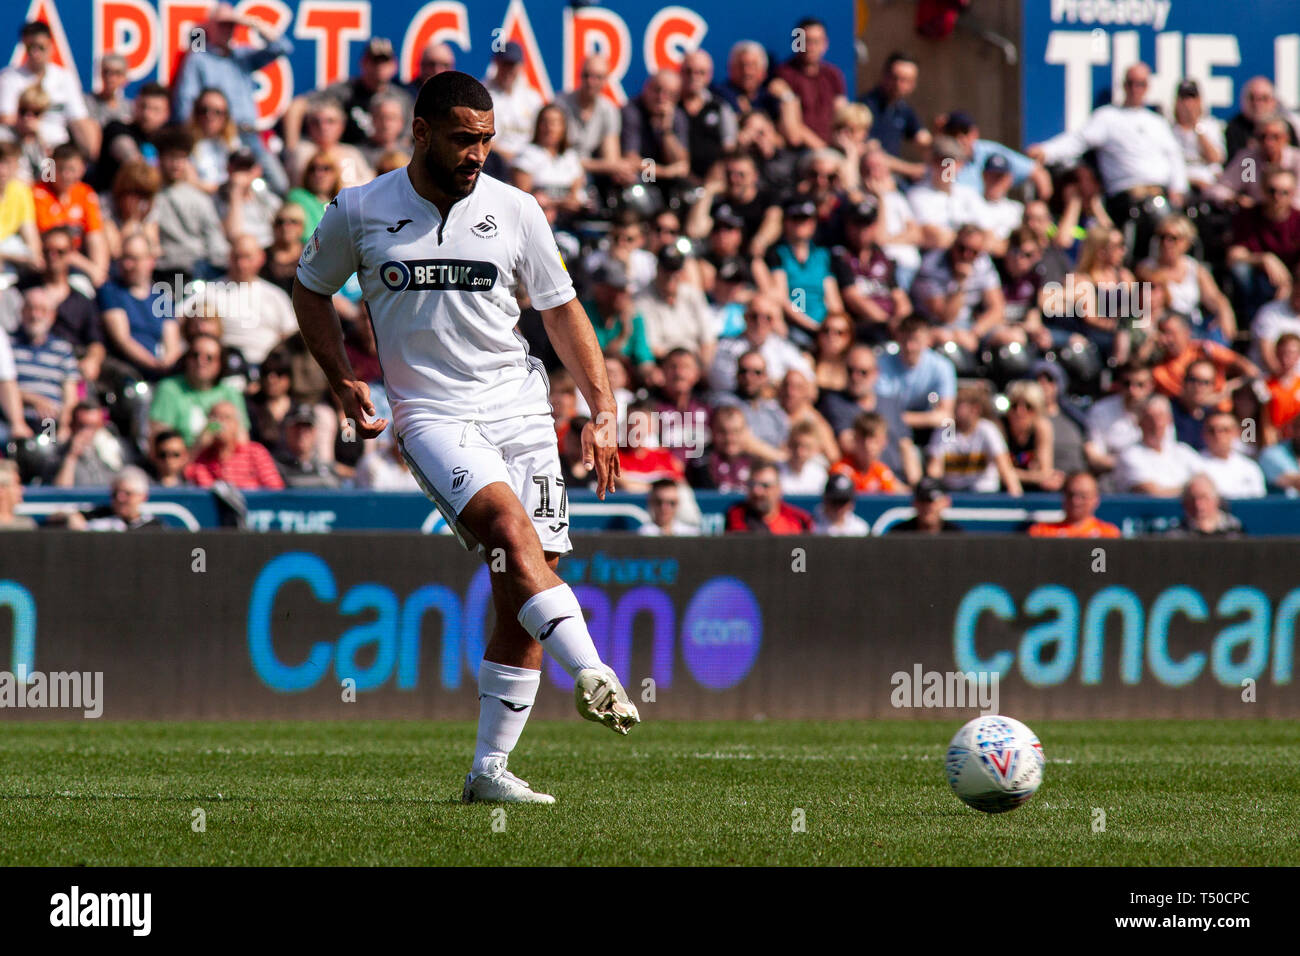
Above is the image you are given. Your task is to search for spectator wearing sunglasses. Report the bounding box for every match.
[638,478,697,537]
[0,21,98,157]
[147,429,190,487]
[1027,471,1120,538]
[1226,168,1300,319]
[85,53,132,128]
[1196,410,1266,499]
[724,462,814,534]
[910,224,1005,355]
[148,333,249,446]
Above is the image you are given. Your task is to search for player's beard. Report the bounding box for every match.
[425,150,481,199]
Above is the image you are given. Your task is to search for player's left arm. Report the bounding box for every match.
[542,296,620,499]
[519,195,621,497]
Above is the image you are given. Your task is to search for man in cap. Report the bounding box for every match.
[309,37,414,147]
[813,471,870,536]
[581,260,656,379]
[944,109,1051,199]
[833,195,912,343]
[172,3,294,192]
[275,404,340,488]
[976,153,1024,252]
[635,246,716,364]
[485,41,542,165]
[887,477,962,533]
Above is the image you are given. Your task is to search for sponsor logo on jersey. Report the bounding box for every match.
[471,214,498,238]
[379,259,499,292]
[386,218,414,233]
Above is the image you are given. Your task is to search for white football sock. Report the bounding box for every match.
[471,661,540,779]
[517,584,603,678]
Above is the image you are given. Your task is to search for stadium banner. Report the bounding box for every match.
[1021,0,1300,146]
[2,532,1297,721]
[0,0,854,127]
[17,487,1300,535]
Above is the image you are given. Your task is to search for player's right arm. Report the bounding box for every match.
[292,196,389,439]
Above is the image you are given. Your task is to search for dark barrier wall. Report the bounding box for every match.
[1,533,1297,720]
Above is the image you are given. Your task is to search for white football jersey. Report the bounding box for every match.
[295,168,575,430]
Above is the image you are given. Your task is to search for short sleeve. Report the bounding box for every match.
[0,328,15,382]
[981,419,1008,456]
[517,195,576,311]
[295,194,359,295]
[934,354,957,400]
[82,189,103,233]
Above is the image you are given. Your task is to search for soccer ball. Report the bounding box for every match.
[945,715,1044,814]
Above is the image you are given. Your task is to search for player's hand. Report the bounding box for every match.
[335,379,389,439]
[582,413,620,500]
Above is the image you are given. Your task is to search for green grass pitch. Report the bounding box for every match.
[1,719,1297,866]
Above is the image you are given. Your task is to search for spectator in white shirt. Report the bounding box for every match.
[636,246,716,364]
[0,21,98,158]
[1113,395,1203,495]
[907,136,988,251]
[1085,361,1158,474]
[926,384,1022,494]
[1251,273,1300,374]
[200,235,298,365]
[1169,79,1225,193]
[1197,410,1266,498]
[976,153,1023,253]
[354,433,420,491]
[637,478,698,536]
[813,471,870,536]
[709,293,812,393]
[511,104,588,223]
[778,420,830,495]
[484,42,542,165]
[1030,62,1187,255]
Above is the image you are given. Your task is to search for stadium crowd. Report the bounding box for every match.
[2,7,1299,537]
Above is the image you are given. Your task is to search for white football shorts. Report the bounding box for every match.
[397,413,573,555]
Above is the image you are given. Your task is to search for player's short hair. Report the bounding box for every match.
[649,478,678,494]
[712,403,746,427]
[897,314,930,339]
[413,70,494,124]
[17,84,50,114]
[788,420,818,442]
[51,142,85,165]
[42,225,77,246]
[112,159,162,200]
[138,81,170,100]
[152,126,195,156]
[884,51,917,71]
[851,411,887,438]
[20,21,52,42]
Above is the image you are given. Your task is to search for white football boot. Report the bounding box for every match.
[574,666,641,735]
[461,757,555,804]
